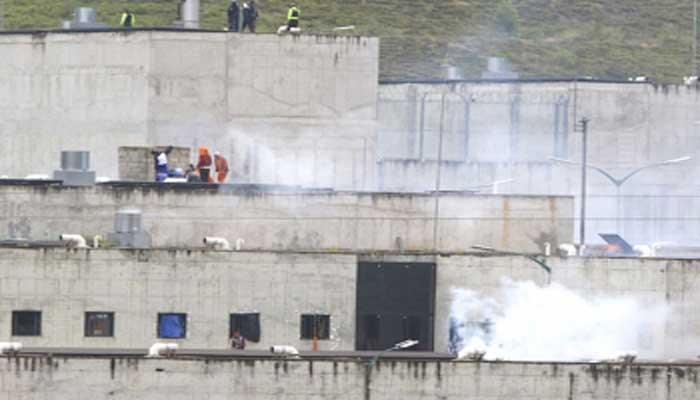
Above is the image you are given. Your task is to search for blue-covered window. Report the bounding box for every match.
[157,313,187,339]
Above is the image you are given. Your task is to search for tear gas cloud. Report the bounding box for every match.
[449,279,668,361]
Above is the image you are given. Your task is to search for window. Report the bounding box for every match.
[230,313,261,342]
[85,312,114,337]
[12,311,41,336]
[300,314,330,340]
[157,313,187,339]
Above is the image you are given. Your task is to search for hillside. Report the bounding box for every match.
[2,0,697,83]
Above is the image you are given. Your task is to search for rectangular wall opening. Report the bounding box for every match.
[356,262,436,351]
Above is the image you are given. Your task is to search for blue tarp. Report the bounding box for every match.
[159,314,185,338]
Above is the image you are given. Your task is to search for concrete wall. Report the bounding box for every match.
[0,248,357,350]
[0,31,379,189]
[0,184,573,253]
[377,81,700,244]
[0,248,699,356]
[3,356,700,399]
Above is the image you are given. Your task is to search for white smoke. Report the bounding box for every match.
[449,279,667,361]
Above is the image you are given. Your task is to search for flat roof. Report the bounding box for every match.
[5,348,700,366]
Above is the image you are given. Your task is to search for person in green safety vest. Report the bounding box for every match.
[120,10,135,28]
[286,3,299,30]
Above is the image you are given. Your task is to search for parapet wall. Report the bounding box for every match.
[0,183,573,252]
[2,356,700,400]
[0,30,379,189]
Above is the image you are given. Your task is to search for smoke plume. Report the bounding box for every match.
[449,279,667,361]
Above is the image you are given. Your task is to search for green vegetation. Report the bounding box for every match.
[2,0,697,83]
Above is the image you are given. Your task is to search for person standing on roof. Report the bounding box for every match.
[227,0,240,32]
[151,146,174,182]
[286,3,300,30]
[242,1,259,33]
[214,152,230,183]
[120,9,135,28]
[196,146,214,183]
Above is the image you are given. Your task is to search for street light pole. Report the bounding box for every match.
[694,0,698,76]
[579,118,589,252]
[368,339,419,368]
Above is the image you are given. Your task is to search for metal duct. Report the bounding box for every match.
[114,209,143,233]
[108,209,152,249]
[181,0,200,29]
[61,151,90,171]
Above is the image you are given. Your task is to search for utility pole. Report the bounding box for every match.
[0,0,4,30]
[694,0,698,76]
[577,118,589,253]
[432,94,446,251]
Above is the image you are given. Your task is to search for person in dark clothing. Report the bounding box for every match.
[227,0,240,32]
[150,146,174,182]
[230,330,246,349]
[241,1,259,33]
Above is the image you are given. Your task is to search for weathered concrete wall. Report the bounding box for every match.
[118,146,191,181]
[0,248,698,355]
[434,255,694,357]
[2,356,700,400]
[0,184,573,253]
[0,248,357,350]
[0,31,378,189]
[377,81,700,244]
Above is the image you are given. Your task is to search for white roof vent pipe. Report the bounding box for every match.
[270,345,299,357]
[59,234,88,248]
[147,343,178,358]
[204,237,231,251]
[0,342,22,355]
[558,243,577,257]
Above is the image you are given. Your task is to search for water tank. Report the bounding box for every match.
[60,151,90,171]
[114,209,143,233]
[75,7,97,24]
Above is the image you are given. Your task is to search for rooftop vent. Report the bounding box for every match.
[481,57,519,80]
[53,151,96,186]
[61,7,108,29]
[107,209,152,249]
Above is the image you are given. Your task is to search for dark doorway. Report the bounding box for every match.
[356,262,436,351]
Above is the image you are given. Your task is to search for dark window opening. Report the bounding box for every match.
[85,312,114,337]
[157,313,187,339]
[230,313,261,342]
[300,314,330,340]
[12,311,42,336]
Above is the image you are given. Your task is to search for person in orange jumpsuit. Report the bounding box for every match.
[196,146,213,183]
[214,152,230,183]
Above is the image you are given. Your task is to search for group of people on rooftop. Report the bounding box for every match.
[152,146,229,184]
[120,2,301,34]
